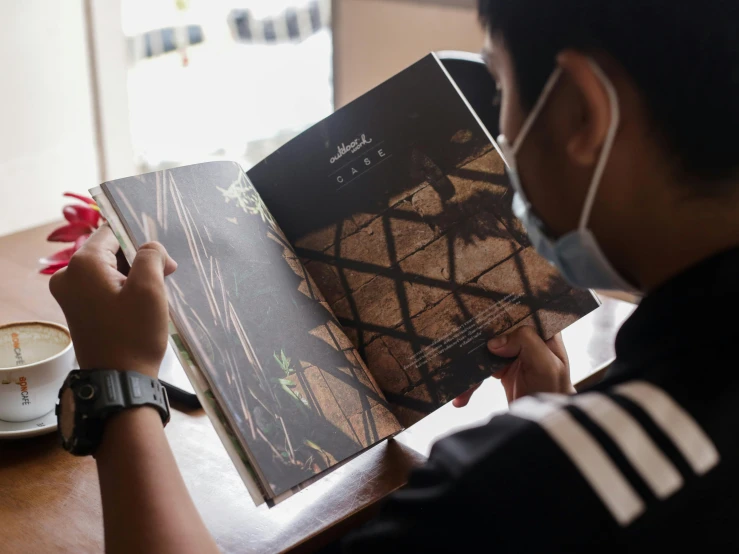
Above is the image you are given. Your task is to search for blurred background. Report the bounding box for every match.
[0,0,482,237]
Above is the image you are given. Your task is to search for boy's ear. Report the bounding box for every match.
[556,51,614,167]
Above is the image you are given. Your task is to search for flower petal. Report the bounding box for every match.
[63,204,100,226]
[40,262,69,275]
[63,206,79,223]
[39,247,76,265]
[47,221,92,242]
[82,206,101,226]
[63,192,96,205]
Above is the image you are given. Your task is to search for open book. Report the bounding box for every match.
[91,54,598,505]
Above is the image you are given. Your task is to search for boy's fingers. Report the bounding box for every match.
[545,333,568,364]
[76,225,121,269]
[490,364,511,380]
[63,225,124,292]
[488,326,554,366]
[125,242,175,293]
[452,383,481,408]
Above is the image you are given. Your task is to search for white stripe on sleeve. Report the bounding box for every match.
[510,396,645,526]
[568,393,683,499]
[614,381,720,475]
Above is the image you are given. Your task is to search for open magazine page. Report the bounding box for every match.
[91,187,270,505]
[99,162,401,498]
[248,54,598,426]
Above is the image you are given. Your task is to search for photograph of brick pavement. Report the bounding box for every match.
[245,55,598,426]
[295,142,597,426]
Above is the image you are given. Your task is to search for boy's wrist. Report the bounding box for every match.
[95,406,164,462]
[77,361,161,380]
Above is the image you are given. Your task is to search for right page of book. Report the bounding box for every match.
[248,54,598,426]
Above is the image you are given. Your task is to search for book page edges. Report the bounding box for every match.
[431,53,509,164]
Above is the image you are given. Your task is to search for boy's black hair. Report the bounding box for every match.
[478,1,739,187]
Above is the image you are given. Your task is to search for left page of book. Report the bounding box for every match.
[99,161,401,499]
[91,185,269,506]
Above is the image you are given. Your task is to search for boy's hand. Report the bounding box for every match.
[453,326,574,407]
[49,225,177,378]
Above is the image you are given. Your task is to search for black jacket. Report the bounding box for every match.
[344,247,739,552]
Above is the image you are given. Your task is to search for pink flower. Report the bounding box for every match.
[40,193,102,274]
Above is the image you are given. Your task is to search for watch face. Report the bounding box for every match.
[59,386,76,443]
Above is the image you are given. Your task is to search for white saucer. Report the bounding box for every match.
[0,409,57,439]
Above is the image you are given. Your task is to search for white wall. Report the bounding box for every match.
[0,0,99,237]
[333,0,485,107]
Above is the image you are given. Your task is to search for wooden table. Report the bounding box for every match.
[0,223,636,553]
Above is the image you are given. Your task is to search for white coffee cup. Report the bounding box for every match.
[0,321,75,422]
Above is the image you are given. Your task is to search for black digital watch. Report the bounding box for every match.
[56,369,170,456]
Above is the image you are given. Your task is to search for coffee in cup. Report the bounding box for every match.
[0,321,74,422]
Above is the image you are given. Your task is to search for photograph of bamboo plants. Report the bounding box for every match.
[103,161,401,498]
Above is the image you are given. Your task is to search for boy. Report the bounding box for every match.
[51,1,739,551]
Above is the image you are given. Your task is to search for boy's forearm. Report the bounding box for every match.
[95,407,220,554]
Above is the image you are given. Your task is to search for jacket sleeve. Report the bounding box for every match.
[342,411,620,553]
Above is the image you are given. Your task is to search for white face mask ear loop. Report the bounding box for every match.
[511,67,564,155]
[577,60,621,230]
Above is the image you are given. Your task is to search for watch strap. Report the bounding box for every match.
[58,369,172,456]
[88,370,170,426]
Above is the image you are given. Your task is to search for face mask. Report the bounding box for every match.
[496,61,639,293]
